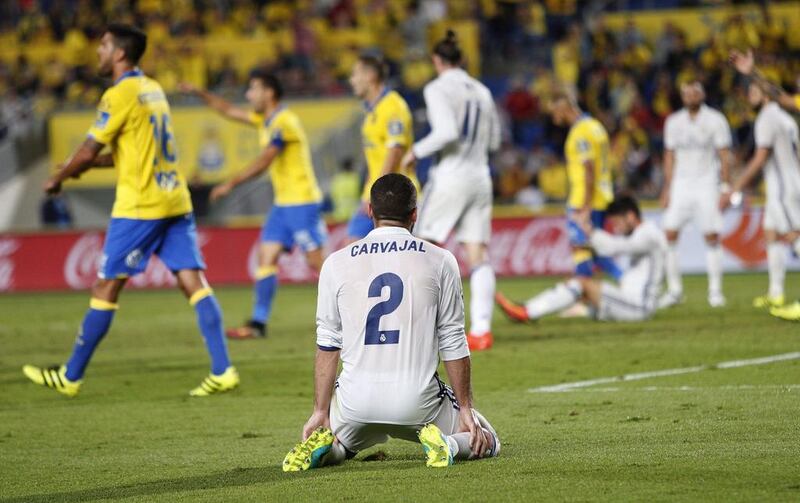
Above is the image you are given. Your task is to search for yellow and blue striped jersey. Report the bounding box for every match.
[564,115,613,210]
[361,88,418,201]
[249,106,322,206]
[87,69,192,219]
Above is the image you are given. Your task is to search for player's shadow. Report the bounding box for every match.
[1,461,417,502]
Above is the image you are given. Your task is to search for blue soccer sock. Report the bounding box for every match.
[64,298,117,381]
[595,255,622,281]
[191,288,231,376]
[251,265,278,324]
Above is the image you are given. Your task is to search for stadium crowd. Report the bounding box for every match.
[1,0,799,205]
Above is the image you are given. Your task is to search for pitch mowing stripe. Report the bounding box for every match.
[529,351,800,393]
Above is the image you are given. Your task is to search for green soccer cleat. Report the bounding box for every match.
[418,423,453,468]
[770,301,800,321]
[22,365,81,397]
[282,427,335,472]
[189,366,240,397]
[753,294,784,309]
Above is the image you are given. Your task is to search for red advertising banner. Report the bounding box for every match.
[0,216,572,292]
[0,209,788,293]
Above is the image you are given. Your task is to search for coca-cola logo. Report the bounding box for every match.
[0,238,20,291]
[64,233,104,289]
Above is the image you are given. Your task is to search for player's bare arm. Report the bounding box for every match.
[729,49,796,111]
[718,147,732,187]
[44,137,104,194]
[210,144,280,202]
[660,149,674,208]
[178,82,253,125]
[92,153,115,167]
[720,147,770,210]
[302,348,338,440]
[381,145,406,177]
[578,160,595,222]
[443,356,489,457]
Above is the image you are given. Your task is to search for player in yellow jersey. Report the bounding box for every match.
[22,24,238,398]
[180,72,326,339]
[346,54,417,241]
[550,89,620,280]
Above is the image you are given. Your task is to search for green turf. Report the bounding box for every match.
[1,273,799,502]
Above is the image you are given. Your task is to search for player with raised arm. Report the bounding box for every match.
[729,49,800,113]
[721,81,800,317]
[496,196,666,323]
[346,53,418,242]
[549,89,622,290]
[659,81,733,308]
[180,72,326,340]
[282,174,500,471]
[400,30,501,351]
[22,24,237,397]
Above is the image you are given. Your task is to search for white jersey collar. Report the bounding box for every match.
[367,226,413,237]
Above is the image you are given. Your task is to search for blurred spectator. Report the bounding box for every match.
[329,158,361,223]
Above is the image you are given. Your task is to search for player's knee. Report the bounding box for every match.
[665,230,679,243]
[704,233,719,245]
[91,278,124,302]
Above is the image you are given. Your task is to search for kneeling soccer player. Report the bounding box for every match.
[22,24,236,397]
[283,174,500,471]
[496,196,667,323]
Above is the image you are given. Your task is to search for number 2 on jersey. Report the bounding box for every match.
[365,273,403,345]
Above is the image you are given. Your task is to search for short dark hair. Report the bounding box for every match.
[370,174,417,222]
[606,195,640,219]
[249,69,283,100]
[358,53,388,82]
[105,24,147,65]
[433,29,462,65]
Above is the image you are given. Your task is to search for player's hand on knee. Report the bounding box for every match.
[302,410,330,441]
[459,407,487,458]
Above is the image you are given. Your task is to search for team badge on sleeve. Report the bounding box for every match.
[388,120,404,136]
[95,111,111,129]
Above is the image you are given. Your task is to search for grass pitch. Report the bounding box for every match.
[1,273,799,502]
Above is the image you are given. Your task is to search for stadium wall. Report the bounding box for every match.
[0,208,795,292]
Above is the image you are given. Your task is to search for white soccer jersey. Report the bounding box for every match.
[755,102,800,202]
[590,221,667,309]
[316,226,469,425]
[412,68,501,181]
[664,104,731,188]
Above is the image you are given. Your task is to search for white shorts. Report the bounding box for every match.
[415,175,492,244]
[595,282,655,322]
[763,192,800,235]
[330,381,461,453]
[662,187,722,234]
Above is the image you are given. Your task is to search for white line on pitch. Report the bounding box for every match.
[538,384,800,393]
[528,352,800,393]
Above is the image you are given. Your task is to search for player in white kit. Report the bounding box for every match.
[496,196,667,323]
[400,30,502,351]
[283,174,500,471]
[722,81,800,315]
[659,81,733,308]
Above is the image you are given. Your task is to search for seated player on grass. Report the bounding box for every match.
[282,174,500,471]
[22,24,236,397]
[496,196,667,323]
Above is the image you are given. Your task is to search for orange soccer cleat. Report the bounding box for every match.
[494,292,530,323]
[467,332,494,351]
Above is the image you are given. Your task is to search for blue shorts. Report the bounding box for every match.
[567,209,606,247]
[262,203,327,252]
[100,213,206,279]
[346,207,374,239]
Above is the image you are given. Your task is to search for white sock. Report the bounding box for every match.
[666,242,682,296]
[767,242,785,298]
[320,440,347,467]
[525,279,582,319]
[706,245,723,297]
[469,263,495,335]
[445,410,500,461]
